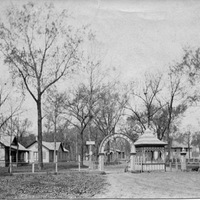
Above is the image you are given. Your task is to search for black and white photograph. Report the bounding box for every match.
[0,0,200,199]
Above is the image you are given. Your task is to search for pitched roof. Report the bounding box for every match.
[19,143,29,151]
[42,142,62,151]
[134,128,167,147]
[63,147,69,152]
[11,143,30,151]
[0,135,17,147]
[0,136,29,151]
[27,140,69,152]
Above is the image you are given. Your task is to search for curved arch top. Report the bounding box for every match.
[99,133,136,154]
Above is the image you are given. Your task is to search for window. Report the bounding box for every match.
[34,152,38,161]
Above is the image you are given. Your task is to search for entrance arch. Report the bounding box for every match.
[98,133,136,171]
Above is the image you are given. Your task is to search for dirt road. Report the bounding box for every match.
[94,171,200,198]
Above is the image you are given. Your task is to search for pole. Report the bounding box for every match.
[170,161,172,172]
[9,108,13,174]
[78,155,80,171]
[32,162,35,173]
[76,132,78,161]
[55,154,58,174]
[89,125,91,168]
[16,133,19,167]
[175,158,178,171]
[188,133,191,160]
[54,109,57,163]
[89,144,93,169]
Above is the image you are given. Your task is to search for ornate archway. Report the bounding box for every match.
[98,133,136,171]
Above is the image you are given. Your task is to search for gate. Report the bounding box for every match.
[98,133,136,172]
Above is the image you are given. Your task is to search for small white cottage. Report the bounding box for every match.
[27,140,69,163]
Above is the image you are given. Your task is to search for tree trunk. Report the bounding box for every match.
[167,102,173,163]
[96,143,99,161]
[54,116,57,163]
[37,97,43,170]
[147,109,151,128]
[167,131,171,162]
[107,141,111,163]
[188,140,190,159]
[80,131,84,166]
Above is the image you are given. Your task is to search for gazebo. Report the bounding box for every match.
[133,128,167,172]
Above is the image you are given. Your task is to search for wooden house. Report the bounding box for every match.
[170,140,192,162]
[27,141,69,163]
[0,135,29,167]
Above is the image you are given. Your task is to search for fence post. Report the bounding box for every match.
[9,155,12,174]
[78,155,80,172]
[170,161,172,171]
[180,149,187,171]
[32,162,35,173]
[130,152,136,172]
[55,155,58,174]
[175,159,178,171]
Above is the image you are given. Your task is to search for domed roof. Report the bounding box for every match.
[134,128,167,147]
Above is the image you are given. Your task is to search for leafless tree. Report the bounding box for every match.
[0,3,85,169]
[0,82,24,132]
[0,83,10,129]
[62,61,104,166]
[126,70,187,162]
[126,73,164,132]
[94,85,128,136]
[93,83,128,162]
[44,86,66,162]
[163,69,187,160]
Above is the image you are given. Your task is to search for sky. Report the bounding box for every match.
[1,0,200,133]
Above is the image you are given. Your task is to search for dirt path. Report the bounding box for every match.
[94,171,200,198]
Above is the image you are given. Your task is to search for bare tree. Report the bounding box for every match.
[44,87,66,162]
[63,84,98,166]
[94,86,128,136]
[62,59,108,165]
[171,48,200,103]
[12,118,32,141]
[126,73,164,132]
[0,82,24,132]
[0,83,10,129]
[126,70,187,162]
[94,84,128,162]
[0,3,85,169]
[163,69,187,160]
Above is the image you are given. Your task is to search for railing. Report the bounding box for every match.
[141,162,166,172]
[166,159,200,172]
[186,160,200,171]
[0,160,87,175]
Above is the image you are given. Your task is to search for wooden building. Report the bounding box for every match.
[170,140,191,162]
[0,136,29,167]
[27,141,69,163]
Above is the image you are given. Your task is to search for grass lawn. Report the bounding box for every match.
[0,172,107,199]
